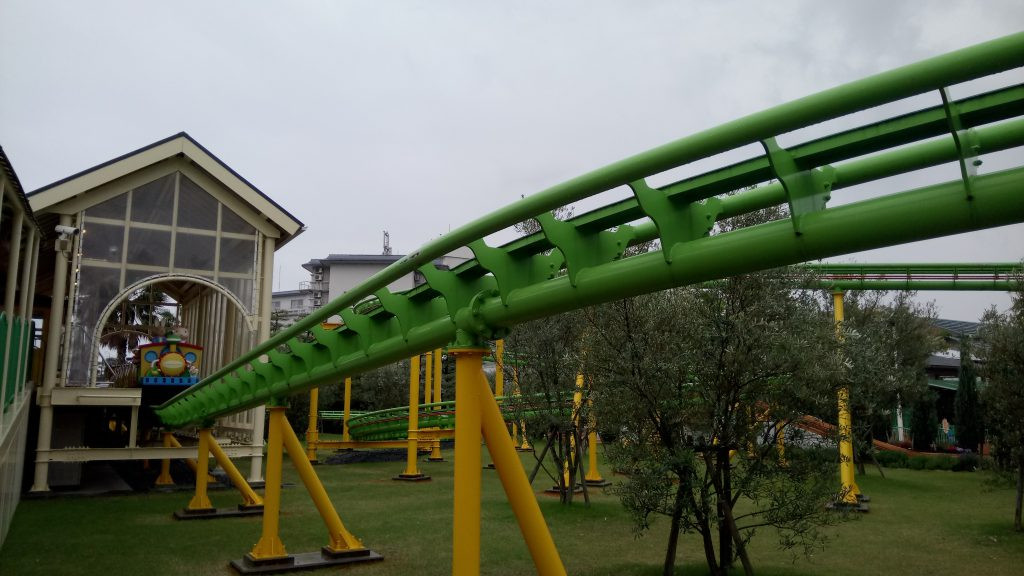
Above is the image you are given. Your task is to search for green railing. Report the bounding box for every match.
[1,313,32,411]
[804,262,1022,291]
[156,32,1024,428]
[344,395,562,442]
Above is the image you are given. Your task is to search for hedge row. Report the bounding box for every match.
[875,451,981,472]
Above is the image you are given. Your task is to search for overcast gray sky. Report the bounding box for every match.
[2,1,1022,321]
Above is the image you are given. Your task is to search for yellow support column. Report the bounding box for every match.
[494,339,504,398]
[342,377,352,442]
[451,345,485,576]
[186,428,215,512]
[776,420,788,467]
[208,439,264,510]
[422,352,435,454]
[428,348,445,461]
[280,415,373,556]
[155,431,175,486]
[424,351,434,405]
[396,355,430,481]
[584,382,609,486]
[233,405,382,572]
[833,291,866,509]
[478,366,567,576]
[248,406,288,561]
[434,347,443,406]
[514,366,532,452]
[307,387,320,463]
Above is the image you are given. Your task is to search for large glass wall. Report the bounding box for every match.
[66,172,261,387]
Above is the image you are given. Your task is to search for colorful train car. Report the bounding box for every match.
[138,329,203,406]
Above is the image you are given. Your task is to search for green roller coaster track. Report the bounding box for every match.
[157,32,1024,429]
[317,261,1023,441]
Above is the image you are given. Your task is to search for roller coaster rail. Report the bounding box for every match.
[157,31,1024,429]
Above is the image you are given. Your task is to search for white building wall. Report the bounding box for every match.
[327,263,415,301]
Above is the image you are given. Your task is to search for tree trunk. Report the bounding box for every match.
[726,503,755,576]
[1015,457,1023,532]
[690,485,719,575]
[705,451,753,576]
[663,482,686,576]
[718,448,732,570]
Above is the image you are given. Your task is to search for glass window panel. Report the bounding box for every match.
[67,265,122,387]
[124,269,157,288]
[130,174,175,225]
[86,192,128,219]
[81,222,125,262]
[177,175,219,230]
[126,228,171,267]
[174,233,216,271]
[221,277,254,311]
[221,207,255,234]
[219,237,255,274]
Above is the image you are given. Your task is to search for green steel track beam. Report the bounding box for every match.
[804,262,1022,291]
[156,32,1024,428]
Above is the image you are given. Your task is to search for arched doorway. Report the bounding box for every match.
[90,273,256,388]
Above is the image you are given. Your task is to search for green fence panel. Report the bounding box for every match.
[5,317,22,409]
[1,313,9,410]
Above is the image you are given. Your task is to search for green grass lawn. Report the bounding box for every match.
[2,449,1023,575]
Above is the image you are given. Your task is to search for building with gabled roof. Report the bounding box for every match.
[24,132,303,492]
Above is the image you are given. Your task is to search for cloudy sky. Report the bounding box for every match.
[2,1,1022,321]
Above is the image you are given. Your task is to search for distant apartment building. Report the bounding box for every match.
[270,289,315,327]
[273,248,473,324]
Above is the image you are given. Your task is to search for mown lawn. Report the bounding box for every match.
[2,448,1022,575]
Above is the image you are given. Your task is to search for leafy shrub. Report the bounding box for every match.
[907,457,927,470]
[924,456,957,471]
[953,453,981,472]
[876,451,909,469]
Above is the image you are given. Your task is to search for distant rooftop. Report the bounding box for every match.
[932,318,980,336]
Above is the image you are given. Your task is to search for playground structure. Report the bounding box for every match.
[149,34,1024,575]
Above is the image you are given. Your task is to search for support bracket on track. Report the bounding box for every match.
[761,137,834,235]
[940,86,980,200]
[630,178,719,262]
[468,239,561,305]
[536,212,635,286]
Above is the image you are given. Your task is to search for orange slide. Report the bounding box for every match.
[795,415,914,454]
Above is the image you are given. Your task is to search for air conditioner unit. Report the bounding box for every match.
[313,272,324,281]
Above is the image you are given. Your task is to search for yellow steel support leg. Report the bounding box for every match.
[155,432,175,486]
[342,377,352,442]
[776,420,788,467]
[511,366,532,451]
[434,348,443,405]
[584,427,607,485]
[249,406,288,560]
[478,366,567,576]
[187,428,215,511]
[307,387,320,462]
[280,414,366,552]
[208,438,264,508]
[429,348,445,461]
[422,352,434,454]
[164,433,215,483]
[834,291,862,505]
[397,355,429,480]
[424,350,434,405]
[494,339,504,398]
[452,346,485,576]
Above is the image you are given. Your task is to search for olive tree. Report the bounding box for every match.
[978,291,1024,531]
[585,264,843,576]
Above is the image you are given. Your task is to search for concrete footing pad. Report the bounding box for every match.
[392,473,431,482]
[174,505,264,520]
[230,548,383,574]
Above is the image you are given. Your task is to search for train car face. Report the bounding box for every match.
[159,351,187,376]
